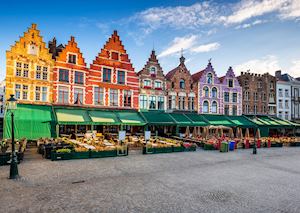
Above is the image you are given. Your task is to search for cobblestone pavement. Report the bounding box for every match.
[1,147,300,213]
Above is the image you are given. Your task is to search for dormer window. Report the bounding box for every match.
[228,79,233,88]
[68,54,77,64]
[179,79,185,89]
[150,66,156,75]
[207,73,213,84]
[28,44,38,55]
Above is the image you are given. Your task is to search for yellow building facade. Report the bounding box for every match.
[6,23,54,104]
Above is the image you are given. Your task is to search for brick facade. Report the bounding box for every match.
[166,56,197,112]
[238,72,276,115]
[138,50,167,110]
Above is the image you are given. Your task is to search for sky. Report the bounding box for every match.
[0,0,300,80]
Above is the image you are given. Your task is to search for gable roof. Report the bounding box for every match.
[138,50,163,75]
[165,55,189,80]
[191,70,205,82]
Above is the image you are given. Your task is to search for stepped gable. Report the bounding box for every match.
[196,61,221,84]
[138,50,163,76]
[56,36,87,67]
[92,30,133,70]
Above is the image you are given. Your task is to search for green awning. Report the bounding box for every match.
[268,116,299,127]
[116,111,146,126]
[257,116,281,126]
[226,115,257,128]
[182,113,208,126]
[201,114,235,127]
[55,108,92,124]
[168,113,193,126]
[88,110,120,125]
[4,104,55,140]
[140,111,175,126]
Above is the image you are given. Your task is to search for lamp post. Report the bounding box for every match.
[253,116,258,155]
[7,94,19,179]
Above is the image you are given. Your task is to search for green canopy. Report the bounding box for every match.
[182,113,208,126]
[201,114,235,127]
[55,108,92,124]
[140,111,175,126]
[4,104,55,140]
[116,111,146,126]
[88,110,121,125]
[168,113,193,127]
[226,115,257,128]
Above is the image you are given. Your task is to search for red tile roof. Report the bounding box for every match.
[191,70,205,82]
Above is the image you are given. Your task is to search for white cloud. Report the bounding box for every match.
[222,0,285,25]
[288,59,300,77]
[158,35,198,58]
[234,55,281,75]
[235,19,267,29]
[191,42,220,53]
[280,0,300,20]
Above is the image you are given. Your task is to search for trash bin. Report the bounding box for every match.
[220,142,229,152]
[229,141,235,151]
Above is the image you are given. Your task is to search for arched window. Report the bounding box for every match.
[212,87,217,98]
[203,101,209,113]
[150,66,156,75]
[211,101,217,113]
[171,82,175,89]
[207,73,213,84]
[179,79,185,89]
[203,86,209,97]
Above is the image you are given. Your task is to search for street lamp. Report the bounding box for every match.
[253,116,258,155]
[7,94,19,179]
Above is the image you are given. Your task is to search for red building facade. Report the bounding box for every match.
[89,31,139,109]
[51,36,89,105]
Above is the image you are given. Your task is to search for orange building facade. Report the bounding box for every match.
[6,24,54,104]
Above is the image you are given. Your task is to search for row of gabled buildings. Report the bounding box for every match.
[5,24,243,115]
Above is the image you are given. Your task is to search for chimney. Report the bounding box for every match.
[275,70,282,78]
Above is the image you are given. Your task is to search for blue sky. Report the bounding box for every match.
[1,0,300,80]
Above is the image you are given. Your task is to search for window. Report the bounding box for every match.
[59,69,69,82]
[285,89,289,97]
[188,97,194,111]
[245,104,249,114]
[103,68,112,83]
[58,86,69,104]
[232,105,237,115]
[74,88,83,104]
[244,80,249,87]
[258,80,262,88]
[149,96,156,109]
[154,81,162,89]
[179,79,185,89]
[15,62,29,77]
[224,92,229,102]
[285,100,289,109]
[144,79,151,87]
[16,62,22,76]
[171,82,174,89]
[158,96,164,110]
[279,111,282,118]
[94,87,104,105]
[140,95,147,109]
[36,66,41,79]
[110,89,118,106]
[263,93,267,102]
[232,93,237,103]
[285,112,289,120]
[270,81,274,89]
[179,96,185,110]
[203,101,209,113]
[254,105,257,114]
[168,96,176,109]
[68,54,76,64]
[15,84,21,99]
[42,87,47,102]
[22,85,28,100]
[279,100,283,109]
[150,66,156,75]
[42,67,48,80]
[123,90,131,107]
[279,89,283,97]
[263,106,266,114]
[111,52,119,60]
[203,87,209,98]
[117,71,125,84]
[211,101,217,113]
[254,92,258,101]
[224,105,229,115]
[212,87,217,98]
[75,71,84,84]
[207,73,213,84]
[228,79,233,88]
[244,91,249,101]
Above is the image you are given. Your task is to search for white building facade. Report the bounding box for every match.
[276,80,291,120]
